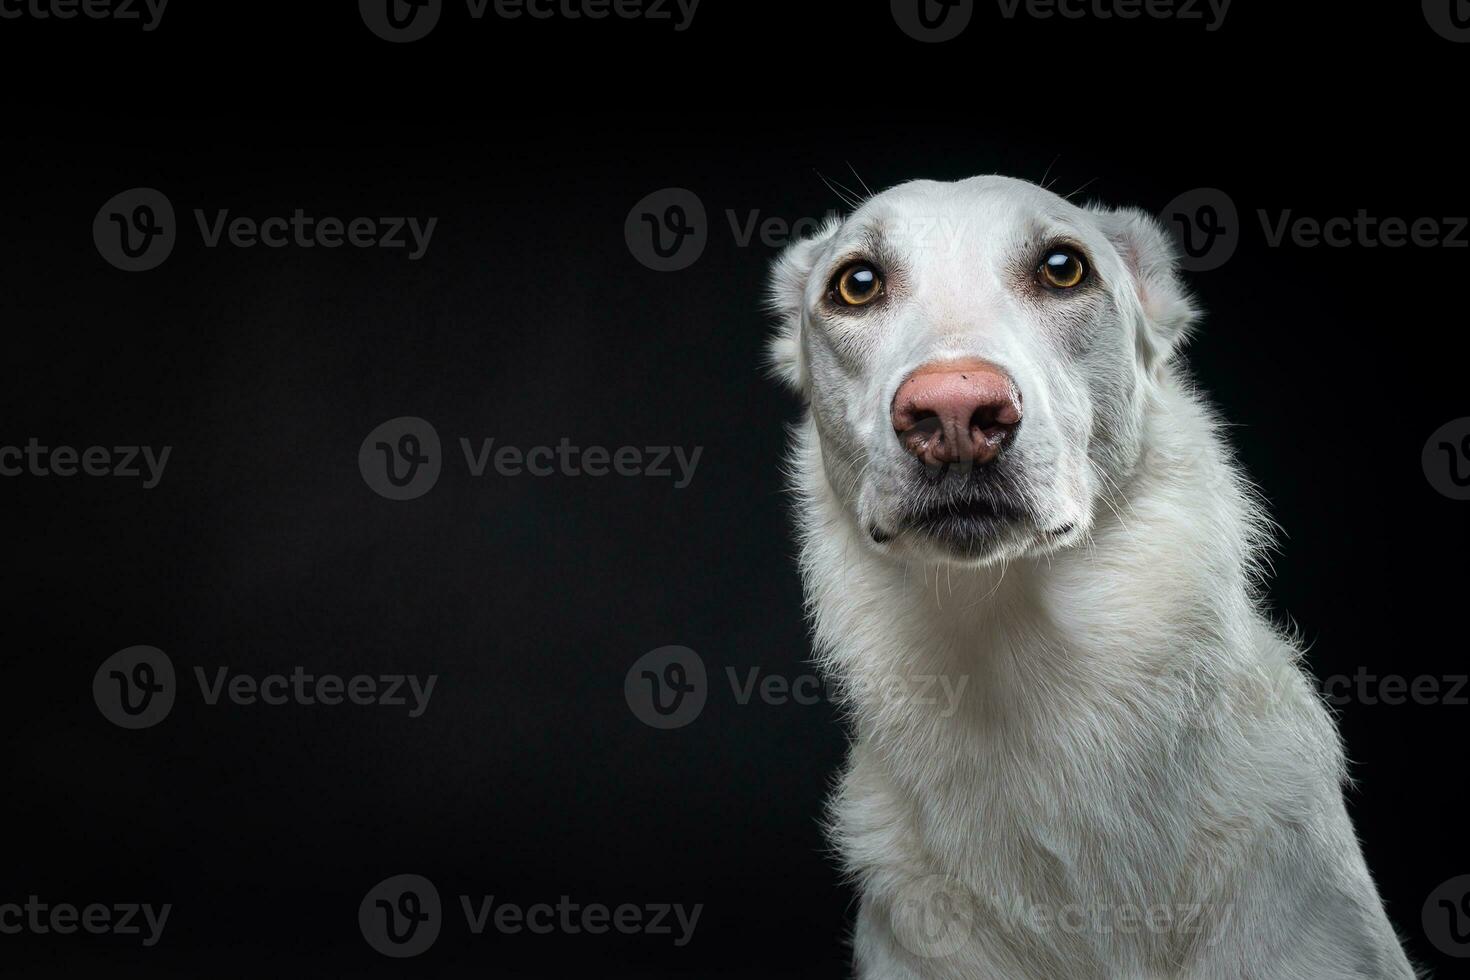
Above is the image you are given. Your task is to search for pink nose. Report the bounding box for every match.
[891,359,1022,467]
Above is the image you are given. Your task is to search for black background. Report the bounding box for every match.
[2,1,1466,976]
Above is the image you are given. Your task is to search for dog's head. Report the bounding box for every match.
[769,175,1197,566]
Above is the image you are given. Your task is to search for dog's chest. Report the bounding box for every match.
[923,709,1192,897]
[846,715,1208,977]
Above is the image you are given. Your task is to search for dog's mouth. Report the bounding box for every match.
[877,489,1029,558]
[914,494,1014,540]
[911,494,1010,531]
[869,456,1080,560]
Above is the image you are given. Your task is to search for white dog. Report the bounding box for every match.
[767,175,1417,979]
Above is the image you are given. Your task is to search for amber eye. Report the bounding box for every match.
[1039,248,1087,290]
[833,262,885,307]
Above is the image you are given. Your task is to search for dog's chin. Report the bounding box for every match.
[874,495,1078,566]
[903,497,1028,564]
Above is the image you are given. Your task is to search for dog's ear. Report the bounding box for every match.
[765,217,841,395]
[1089,205,1199,367]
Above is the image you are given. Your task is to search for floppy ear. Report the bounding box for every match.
[765,217,841,395]
[1089,205,1199,368]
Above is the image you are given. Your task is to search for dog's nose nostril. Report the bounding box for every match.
[970,401,1021,440]
[891,360,1021,468]
[907,411,943,441]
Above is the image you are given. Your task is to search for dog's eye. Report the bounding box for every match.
[1039,248,1087,290]
[832,262,885,307]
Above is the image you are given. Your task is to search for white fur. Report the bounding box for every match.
[768,176,1418,979]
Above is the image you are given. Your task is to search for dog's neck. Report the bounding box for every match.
[795,382,1266,752]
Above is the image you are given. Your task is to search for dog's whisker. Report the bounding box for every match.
[828,174,866,206]
[1039,152,1063,191]
[846,161,876,202]
[1064,175,1101,201]
[814,169,861,211]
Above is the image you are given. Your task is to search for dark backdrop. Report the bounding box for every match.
[2,2,1466,976]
